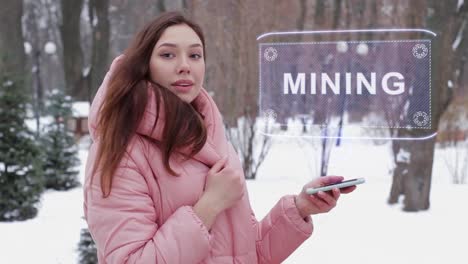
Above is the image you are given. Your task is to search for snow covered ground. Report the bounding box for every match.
[0,136,467,264]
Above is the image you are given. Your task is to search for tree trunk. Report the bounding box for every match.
[163,0,186,11]
[389,134,437,211]
[389,0,458,211]
[0,0,26,76]
[60,0,85,100]
[89,0,110,102]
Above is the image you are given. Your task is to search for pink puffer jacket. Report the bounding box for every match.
[83,57,313,264]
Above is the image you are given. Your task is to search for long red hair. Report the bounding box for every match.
[92,11,207,197]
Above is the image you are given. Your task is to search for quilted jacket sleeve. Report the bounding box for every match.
[83,145,212,264]
[252,195,313,264]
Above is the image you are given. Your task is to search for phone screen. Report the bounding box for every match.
[325,178,358,187]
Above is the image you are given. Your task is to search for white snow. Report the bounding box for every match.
[25,117,54,132]
[93,16,99,27]
[396,148,411,163]
[24,42,32,55]
[50,5,57,14]
[82,66,91,77]
[3,80,13,87]
[336,41,348,53]
[109,5,118,12]
[38,17,47,30]
[458,0,464,12]
[0,136,467,263]
[381,5,394,17]
[452,21,465,51]
[72,102,90,117]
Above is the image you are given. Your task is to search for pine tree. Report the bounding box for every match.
[41,89,80,190]
[0,75,44,221]
[78,228,98,264]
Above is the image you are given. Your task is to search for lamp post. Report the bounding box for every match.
[335,42,350,146]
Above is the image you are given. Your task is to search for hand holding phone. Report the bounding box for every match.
[305,178,365,195]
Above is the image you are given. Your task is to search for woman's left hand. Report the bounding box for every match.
[295,176,356,219]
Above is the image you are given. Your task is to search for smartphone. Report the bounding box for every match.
[305,178,365,195]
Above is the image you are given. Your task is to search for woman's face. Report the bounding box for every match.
[149,24,205,103]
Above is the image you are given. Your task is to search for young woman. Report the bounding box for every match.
[84,11,356,264]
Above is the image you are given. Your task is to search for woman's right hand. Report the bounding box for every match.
[193,157,245,230]
[203,156,245,213]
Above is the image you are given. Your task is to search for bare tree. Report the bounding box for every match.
[388,0,467,211]
[60,0,85,99]
[440,100,468,184]
[108,0,164,56]
[190,0,286,179]
[88,0,110,102]
[0,0,26,76]
[162,0,188,11]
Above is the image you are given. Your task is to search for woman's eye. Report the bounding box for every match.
[191,54,202,59]
[160,53,174,58]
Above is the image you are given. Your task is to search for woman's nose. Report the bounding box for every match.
[177,57,190,74]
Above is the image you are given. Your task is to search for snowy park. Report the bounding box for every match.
[0,131,467,263]
[1,0,468,263]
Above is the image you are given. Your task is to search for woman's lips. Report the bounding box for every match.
[172,84,193,93]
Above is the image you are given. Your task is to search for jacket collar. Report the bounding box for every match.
[136,83,228,167]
